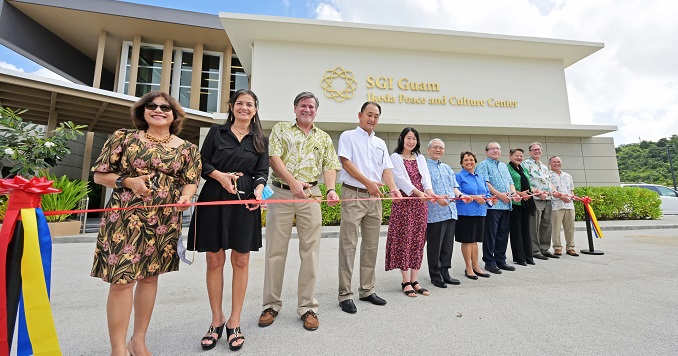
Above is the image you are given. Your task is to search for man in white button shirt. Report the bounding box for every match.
[337,101,402,314]
[549,156,579,257]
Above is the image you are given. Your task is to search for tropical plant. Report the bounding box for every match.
[40,174,91,222]
[0,196,6,222]
[0,106,87,178]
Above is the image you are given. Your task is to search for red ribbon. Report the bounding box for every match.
[0,176,60,354]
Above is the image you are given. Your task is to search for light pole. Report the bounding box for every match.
[668,146,677,191]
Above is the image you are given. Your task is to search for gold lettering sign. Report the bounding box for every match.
[321,68,518,107]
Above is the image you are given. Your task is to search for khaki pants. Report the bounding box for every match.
[551,208,575,251]
[338,187,383,302]
[262,185,322,316]
[531,199,553,255]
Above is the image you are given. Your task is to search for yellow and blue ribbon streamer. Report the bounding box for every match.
[17,208,61,355]
[585,203,604,239]
[18,208,58,355]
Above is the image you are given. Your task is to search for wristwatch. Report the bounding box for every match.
[115,176,126,188]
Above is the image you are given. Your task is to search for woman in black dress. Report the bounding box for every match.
[188,89,268,351]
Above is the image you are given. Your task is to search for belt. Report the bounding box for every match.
[272,181,317,190]
[342,183,369,194]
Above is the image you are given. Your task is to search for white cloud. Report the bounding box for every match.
[0,61,21,72]
[312,0,678,145]
[31,68,70,82]
[314,3,342,21]
[0,61,70,82]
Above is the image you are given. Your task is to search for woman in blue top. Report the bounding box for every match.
[455,151,492,280]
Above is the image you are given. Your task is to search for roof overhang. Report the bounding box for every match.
[6,0,230,76]
[320,121,617,138]
[0,67,215,142]
[220,12,604,75]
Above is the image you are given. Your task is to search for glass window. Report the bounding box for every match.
[122,45,166,97]
[656,186,678,197]
[230,55,248,97]
[176,51,221,112]
[119,42,223,112]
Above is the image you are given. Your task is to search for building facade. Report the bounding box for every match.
[0,0,619,186]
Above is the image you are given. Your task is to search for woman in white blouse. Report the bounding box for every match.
[385,127,437,297]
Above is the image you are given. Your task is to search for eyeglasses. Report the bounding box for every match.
[145,103,172,113]
[486,147,501,151]
[529,148,542,152]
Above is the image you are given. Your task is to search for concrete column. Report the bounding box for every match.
[46,92,57,134]
[189,43,204,110]
[128,34,142,96]
[93,30,107,89]
[81,132,95,182]
[220,45,232,112]
[160,39,173,93]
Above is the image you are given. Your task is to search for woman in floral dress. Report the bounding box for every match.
[386,127,436,297]
[91,91,201,356]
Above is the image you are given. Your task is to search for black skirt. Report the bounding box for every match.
[455,215,485,243]
[187,177,262,253]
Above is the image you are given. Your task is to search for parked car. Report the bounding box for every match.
[621,183,678,215]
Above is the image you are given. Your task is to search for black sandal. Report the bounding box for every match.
[411,281,430,296]
[201,322,225,351]
[401,282,417,297]
[226,324,245,351]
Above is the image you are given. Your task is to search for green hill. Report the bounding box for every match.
[616,134,678,188]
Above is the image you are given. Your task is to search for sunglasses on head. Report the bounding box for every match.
[145,103,172,113]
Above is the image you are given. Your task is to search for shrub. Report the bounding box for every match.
[39,174,91,222]
[260,183,394,226]
[0,107,86,178]
[573,186,661,220]
[318,183,342,226]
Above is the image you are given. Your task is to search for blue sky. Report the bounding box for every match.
[0,0,313,72]
[1,0,677,145]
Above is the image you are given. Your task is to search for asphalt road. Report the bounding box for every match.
[41,224,678,355]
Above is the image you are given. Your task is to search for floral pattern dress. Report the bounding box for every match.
[90,129,201,284]
[385,160,428,271]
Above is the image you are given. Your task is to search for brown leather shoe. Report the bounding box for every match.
[301,310,319,331]
[554,249,563,256]
[567,249,580,257]
[258,307,278,327]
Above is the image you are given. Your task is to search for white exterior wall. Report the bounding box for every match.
[251,40,571,128]
[237,39,619,187]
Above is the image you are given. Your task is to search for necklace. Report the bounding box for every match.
[145,131,172,144]
[232,125,250,139]
[402,153,414,160]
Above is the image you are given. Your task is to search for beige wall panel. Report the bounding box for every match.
[582,143,617,157]
[544,142,583,156]
[473,135,510,143]
[429,133,471,142]
[567,169,586,185]
[442,141,474,158]
[582,137,615,144]
[584,170,621,184]
[547,136,582,143]
[508,135,546,143]
[555,156,585,170]
[584,156,620,170]
[505,141,537,152]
